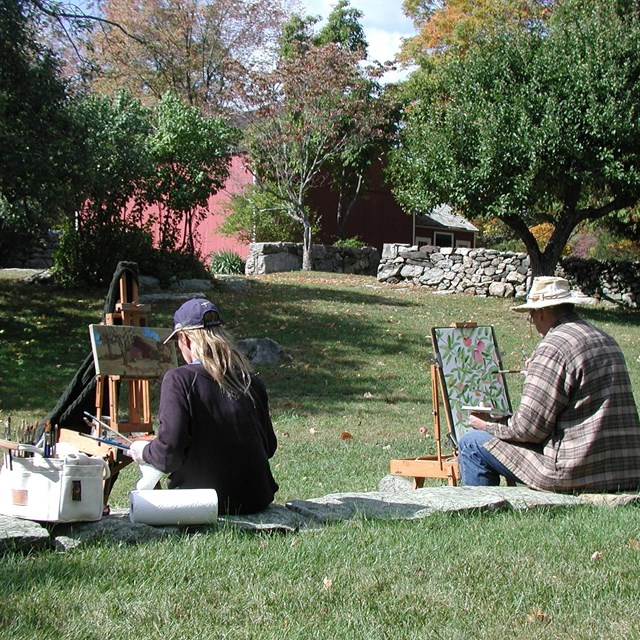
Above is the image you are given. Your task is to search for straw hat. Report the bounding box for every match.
[511,276,595,312]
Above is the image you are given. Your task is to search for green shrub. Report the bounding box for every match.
[333,236,366,249]
[209,249,246,275]
[220,185,309,243]
[150,248,210,286]
[53,219,156,287]
[0,197,50,267]
[53,219,210,288]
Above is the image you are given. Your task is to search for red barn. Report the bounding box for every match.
[143,153,476,261]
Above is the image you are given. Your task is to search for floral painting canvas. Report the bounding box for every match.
[89,324,178,378]
[431,325,512,446]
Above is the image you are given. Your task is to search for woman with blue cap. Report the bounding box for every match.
[129,298,278,514]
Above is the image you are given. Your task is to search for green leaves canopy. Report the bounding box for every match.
[391,0,640,274]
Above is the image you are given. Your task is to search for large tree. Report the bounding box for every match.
[0,0,87,263]
[56,89,236,284]
[86,0,291,117]
[391,0,640,276]
[144,92,238,253]
[244,42,390,269]
[271,2,396,242]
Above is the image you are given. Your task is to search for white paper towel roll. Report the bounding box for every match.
[129,489,218,525]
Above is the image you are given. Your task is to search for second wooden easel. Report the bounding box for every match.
[389,358,460,487]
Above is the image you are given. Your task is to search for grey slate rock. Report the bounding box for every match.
[236,338,292,365]
[215,274,253,293]
[169,278,215,292]
[285,488,511,523]
[578,492,640,507]
[0,515,50,554]
[221,503,307,532]
[455,485,586,510]
[377,474,414,493]
[51,510,177,551]
[3,487,639,553]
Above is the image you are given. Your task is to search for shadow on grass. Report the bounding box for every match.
[3,273,638,419]
[581,304,640,327]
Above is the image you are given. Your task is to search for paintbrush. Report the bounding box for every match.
[83,411,134,443]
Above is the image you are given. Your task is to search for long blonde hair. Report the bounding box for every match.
[182,326,253,397]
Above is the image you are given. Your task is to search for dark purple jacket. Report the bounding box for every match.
[143,363,278,514]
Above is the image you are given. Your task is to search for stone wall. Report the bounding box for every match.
[245,242,381,276]
[2,230,60,269]
[377,244,640,308]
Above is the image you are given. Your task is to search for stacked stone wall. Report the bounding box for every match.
[2,230,60,269]
[245,242,381,276]
[377,244,640,308]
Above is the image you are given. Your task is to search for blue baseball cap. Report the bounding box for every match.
[164,298,223,343]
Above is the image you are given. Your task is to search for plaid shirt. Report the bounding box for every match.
[484,313,640,492]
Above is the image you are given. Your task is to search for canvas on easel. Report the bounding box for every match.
[431,324,512,447]
[390,323,512,487]
[89,325,177,378]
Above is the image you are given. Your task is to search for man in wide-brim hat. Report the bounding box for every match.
[458,276,640,492]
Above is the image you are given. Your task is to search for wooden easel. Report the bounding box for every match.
[97,268,152,435]
[390,321,517,488]
[59,269,156,500]
[389,360,460,487]
[390,322,483,487]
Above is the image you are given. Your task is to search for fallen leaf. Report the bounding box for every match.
[630,539,640,550]
[340,431,353,440]
[591,551,605,560]
[527,608,551,623]
[322,576,333,590]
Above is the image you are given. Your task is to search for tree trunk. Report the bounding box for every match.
[336,173,364,240]
[502,211,569,277]
[302,221,313,270]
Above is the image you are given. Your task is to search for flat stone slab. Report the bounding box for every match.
[221,504,307,532]
[455,486,587,510]
[286,488,510,523]
[286,486,596,523]
[2,486,639,553]
[578,492,640,507]
[51,510,177,551]
[0,515,50,554]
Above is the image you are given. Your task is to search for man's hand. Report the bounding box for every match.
[468,414,489,431]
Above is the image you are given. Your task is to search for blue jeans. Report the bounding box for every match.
[458,429,521,486]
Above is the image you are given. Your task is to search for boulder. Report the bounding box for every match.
[236,338,292,365]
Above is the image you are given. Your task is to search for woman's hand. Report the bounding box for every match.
[128,439,149,463]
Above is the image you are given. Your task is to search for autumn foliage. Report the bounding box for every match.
[401,0,555,59]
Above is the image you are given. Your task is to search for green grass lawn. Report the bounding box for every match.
[1,271,640,639]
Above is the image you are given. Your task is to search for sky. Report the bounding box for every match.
[299,0,418,83]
